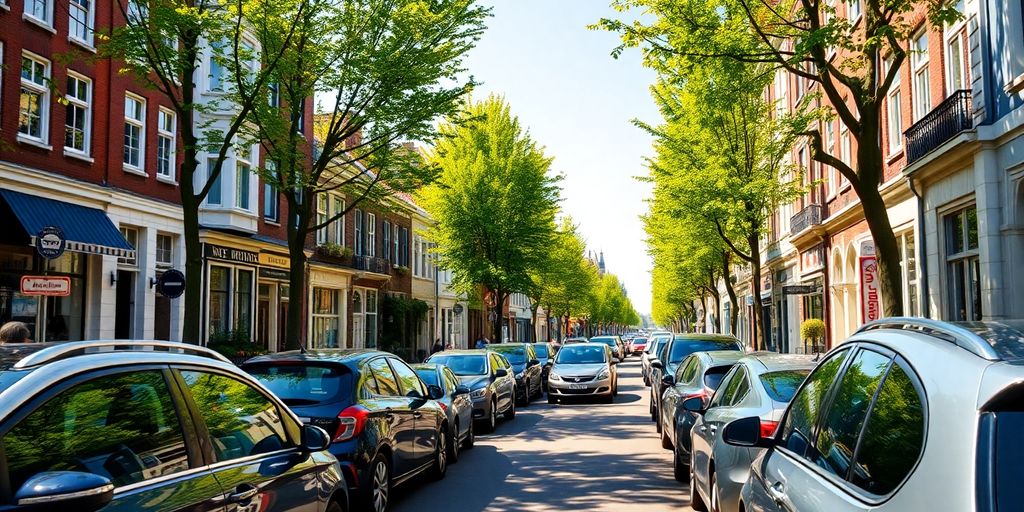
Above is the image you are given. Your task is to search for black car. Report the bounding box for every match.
[488,343,544,404]
[648,334,743,433]
[412,363,475,463]
[531,342,557,391]
[425,350,517,432]
[243,349,449,512]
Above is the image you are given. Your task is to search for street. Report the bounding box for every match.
[391,358,693,512]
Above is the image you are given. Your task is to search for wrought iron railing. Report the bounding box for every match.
[352,255,391,274]
[904,90,972,164]
[790,204,823,237]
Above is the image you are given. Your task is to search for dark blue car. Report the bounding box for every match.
[243,349,449,512]
[412,363,475,463]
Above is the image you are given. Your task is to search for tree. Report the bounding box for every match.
[420,96,562,343]
[535,220,600,342]
[101,0,304,342]
[598,0,961,316]
[588,273,639,335]
[246,0,489,348]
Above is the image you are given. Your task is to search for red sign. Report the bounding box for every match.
[859,257,880,323]
[20,276,72,296]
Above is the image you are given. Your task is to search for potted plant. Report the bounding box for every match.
[393,265,410,276]
[800,318,826,354]
[316,242,352,260]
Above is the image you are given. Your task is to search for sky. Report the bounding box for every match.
[462,0,660,315]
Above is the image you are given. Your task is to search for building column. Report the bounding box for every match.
[974,148,1006,319]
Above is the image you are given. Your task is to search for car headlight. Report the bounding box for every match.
[515,371,525,380]
[596,368,610,380]
[470,388,487,399]
[548,372,562,381]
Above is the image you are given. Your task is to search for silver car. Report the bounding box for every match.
[547,343,619,404]
[684,353,815,512]
[642,332,672,386]
[718,318,1024,512]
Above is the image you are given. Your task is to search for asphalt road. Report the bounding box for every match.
[391,357,696,512]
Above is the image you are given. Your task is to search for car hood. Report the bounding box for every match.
[457,375,491,389]
[510,363,527,374]
[553,363,607,377]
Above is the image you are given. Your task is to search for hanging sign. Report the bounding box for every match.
[20,276,72,296]
[157,269,186,299]
[859,256,881,322]
[35,226,67,260]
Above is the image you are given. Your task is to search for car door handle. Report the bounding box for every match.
[413,410,422,419]
[767,481,786,504]
[228,485,259,503]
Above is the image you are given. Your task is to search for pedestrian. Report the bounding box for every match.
[431,338,443,354]
[445,341,453,350]
[0,321,31,343]
[475,337,488,349]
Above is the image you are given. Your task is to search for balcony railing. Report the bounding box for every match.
[352,255,391,274]
[790,204,823,237]
[904,90,972,164]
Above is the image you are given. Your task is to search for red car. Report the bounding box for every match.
[629,337,648,355]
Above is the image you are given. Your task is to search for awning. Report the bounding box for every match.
[0,189,136,259]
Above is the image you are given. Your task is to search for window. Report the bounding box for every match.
[25,0,53,26]
[710,366,741,408]
[268,82,280,108]
[235,146,252,210]
[208,40,225,92]
[367,213,376,257]
[119,226,139,266]
[263,162,279,222]
[126,0,146,25]
[885,56,903,155]
[383,221,391,261]
[911,32,931,121]
[840,122,851,188]
[779,348,850,458]
[847,0,861,21]
[157,108,175,179]
[206,158,222,205]
[774,68,788,117]
[4,371,189,491]
[311,287,341,348]
[234,269,253,334]
[900,231,919,316]
[19,54,50,143]
[369,357,400,396]
[390,358,426,398]
[180,371,293,462]
[156,233,173,266]
[209,265,230,335]
[946,205,981,320]
[316,194,328,245]
[810,349,891,480]
[725,366,750,405]
[413,235,422,276]
[354,210,364,256]
[365,289,378,347]
[69,0,94,45]
[208,266,253,336]
[825,119,837,197]
[64,73,91,155]
[675,356,699,383]
[331,196,345,244]
[400,227,409,266]
[945,0,969,93]
[393,224,400,262]
[123,94,145,170]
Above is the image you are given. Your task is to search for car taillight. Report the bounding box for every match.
[760,419,780,439]
[438,402,448,413]
[684,389,710,407]
[335,405,370,442]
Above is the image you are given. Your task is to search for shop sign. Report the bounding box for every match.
[205,244,258,265]
[20,276,71,296]
[35,226,66,260]
[453,303,464,315]
[157,269,186,299]
[259,267,290,281]
[259,252,291,269]
[860,240,876,257]
[783,284,819,295]
[860,256,881,322]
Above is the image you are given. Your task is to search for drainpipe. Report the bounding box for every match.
[908,177,930,318]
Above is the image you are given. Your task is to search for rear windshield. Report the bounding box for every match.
[427,354,488,376]
[245,364,352,406]
[759,370,812,402]
[668,340,741,364]
[652,339,669,355]
[533,345,550,358]
[703,365,734,390]
[414,369,439,387]
[491,346,526,364]
[555,346,607,364]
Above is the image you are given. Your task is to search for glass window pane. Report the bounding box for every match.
[180,371,292,462]
[368,358,400,396]
[950,210,965,254]
[966,207,978,250]
[389,359,424,398]
[779,349,849,458]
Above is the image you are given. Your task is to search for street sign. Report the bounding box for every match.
[35,226,66,260]
[782,284,819,295]
[157,269,186,299]
[20,276,71,296]
[453,303,464,315]
[860,256,880,322]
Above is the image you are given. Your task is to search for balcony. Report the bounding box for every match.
[790,204,823,237]
[904,90,972,164]
[353,255,392,275]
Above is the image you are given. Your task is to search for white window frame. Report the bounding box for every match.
[840,122,851,188]
[19,53,50,145]
[68,0,94,47]
[24,0,54,28]
[235,145,254,211]
[119,226,139,267]
[774,68,788,117]
[367,213,376,257]
[825,119,837,198]
[944,0,969,94]
[156,108,176,180]
[208,40,226,93]
[156,233,173,267]
[899,231,919,317]
[885,56,903,155]
[847,0,862,23]
[263,162,279,223]
[413,235,422,276]
[331,195,345,244]
[316,194,329,245]
[123,93,146,172]
[911,31,931,122]
[354,210,363,256]
[64,72,92,157]
[393,224,400,262]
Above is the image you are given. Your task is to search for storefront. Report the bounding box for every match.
[308,266,352,350]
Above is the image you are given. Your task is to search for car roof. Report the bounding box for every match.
[672,333,741,343]
[695,350,747,365]
[243,348,384,367]
[741,352,818,373]
[490,343,529,349]
[560,342,608,349]
[411,363,441,371]
[857,318,1024,362]
[430,349,489,356]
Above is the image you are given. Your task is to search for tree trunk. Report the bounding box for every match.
[180,182,203,344]
[493,290,505,343]
[748,233,767,351]
[530,305,539,343]
[856,156,904,318]
[722,252,739,336]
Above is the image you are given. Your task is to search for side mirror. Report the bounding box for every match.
[681,396,704,414]
[301,424,332,451]
[651,360,664,370]
[495,368,508,378]
[454,385,471,396]
[14,471,114,511]
[528,359,540,367]
[723,416,774,448]
[427,384,445,400]
[661,374,675,386]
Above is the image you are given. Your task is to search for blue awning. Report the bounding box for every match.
[0,189,136,259]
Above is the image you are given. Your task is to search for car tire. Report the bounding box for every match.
[710,471,720,512]
[661,425,673,450]
[504,396,516,420]
[463,420,475,449]
[365,453,391,512]
[656,411,663,433]
[548,394,557,404]
[447,422,460,464]
[690,453,707,511]
[430,424,448,480]
[326,500,344,512]
[483,400,497,433]
[602,393,614,404]
[673,440,688,482]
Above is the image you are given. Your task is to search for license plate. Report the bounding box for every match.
[569,384,587,390]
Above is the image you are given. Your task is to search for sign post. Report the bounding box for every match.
[157,269,186,299]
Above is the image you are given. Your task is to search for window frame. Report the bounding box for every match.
[884,56,903,156]
[123,93,146,172]
[316,194,329,245]
[847,0,862,23]
[156,233,173,267]
[68,0,95,46]
[944,204,982,321]
[235,145,254,211]
[367,213,376,257]
[383,220,391,262]
[64,72,92,156]
[24,0,54,28]
[943,0,969,95]
[263,162,279,223]
[911,31,931,122]
[331,195,345,245]
[19,52,51,145]
[156,108,176,181]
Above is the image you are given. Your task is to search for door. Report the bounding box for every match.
[257,284,272,351]
[278,300,289,348]
[115,270,134,339]
[1,368,225,511]
[490,354,513,412]
[388,357,437,469]
[177,369,326,512]
[154,292,171,341]
[368,357,417,477]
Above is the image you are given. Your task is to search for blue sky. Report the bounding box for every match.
[462,0,660,315]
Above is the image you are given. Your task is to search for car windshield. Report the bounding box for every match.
[555,345,607,364]
[759,369,812,402]
[591,337,617,348]
[533,345,550,358]
[245,364,352,406]
[427,354,488,376]
[652,339,669,356]
[491,346,527,364]
[668,339,741,364]
[414,369,439,387]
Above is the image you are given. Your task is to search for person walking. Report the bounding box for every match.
[0,322,31,343]
[431,338,444,354]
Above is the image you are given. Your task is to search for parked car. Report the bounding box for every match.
[658,350,746,451]
[683,353,815,512]
[0,341,347,512]
[642,332,673,385]
[531,342,557,391]
[649,334,742,432]
[243,349,448,512]
[591,335,626,361]
[425,350,516,433]
[630,337,648,355]
[547,343,619,404]
[488,343,544,404]
[412,363,475,464]
[715,318,1024,512]
[563,337,590,345]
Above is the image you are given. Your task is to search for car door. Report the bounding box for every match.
[366,357,418,478]
[490,354,512,412]
[692,365,744,491]
[702,366,754,490]
[1,367,226,512]
[176,369,330,512]
[664,356,699,440]
[388,357,438,470]
[443,367,472,439]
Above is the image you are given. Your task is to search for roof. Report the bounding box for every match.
[673,333,741,343]
[0,189,134,258]
[242,348,384,366]
[742,352,818,372]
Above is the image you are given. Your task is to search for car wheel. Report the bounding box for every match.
[430,425,448,480]
[325,500,344,512]
[463,420,475,449]
[661,425,673,450]
[710,471,720,512]
[504,396,516,420]
[655,411,663,433]
[673,439,688,482]
[447,422,460,464]
[602,393,614,404]
[690,453,707,511]
[547,393,557,404]
[484,400,497,433]
[367,453,390,512]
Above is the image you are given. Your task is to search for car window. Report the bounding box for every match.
[704,364,735,391]
[443,368,459,392]
[368,358,400,396]
[180,371,293,463]
[389,359,426,398]
[810,349,892,480]
[497,354,512,369]
[489,355,501,373]
[362,371,380,398]
[245,364,352,406]
[728,366,751,406]
[676,356,698,383]
[4,370,189,491]
[534,344,550,358]
[849,358,925,495]
[415,368,439,388]
[779,348,850,458]
[759,370,812,402]
[712,366,744,408]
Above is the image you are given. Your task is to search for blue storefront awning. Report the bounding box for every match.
[0,189,136,259]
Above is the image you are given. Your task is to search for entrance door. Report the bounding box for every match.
[352,289,364,349]
[154,294,170,340]
[278,301,289,348]
[256,283,272,351]
[115,270,134,339]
